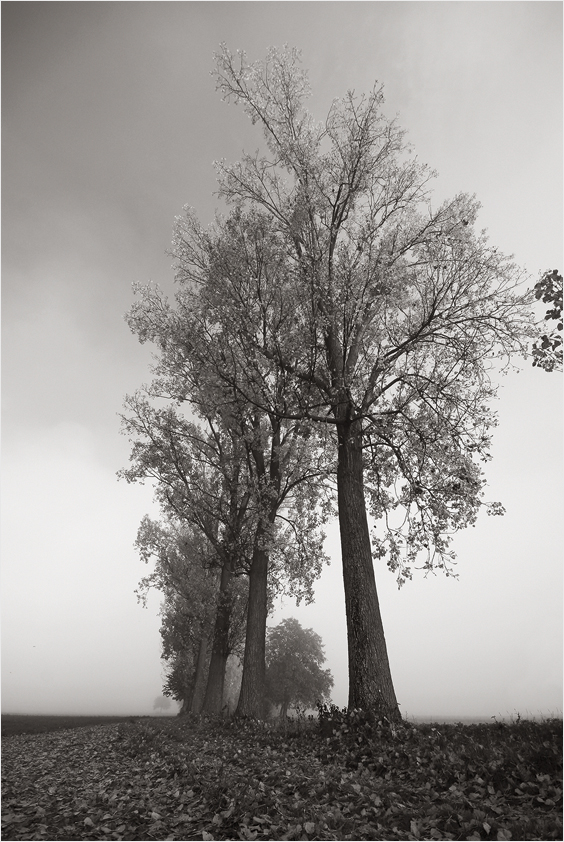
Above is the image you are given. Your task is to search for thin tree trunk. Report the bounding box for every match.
[336,417,401,720]
[191,624,212,715]
[177,641,199,716]
[178,696,191,716]
[202,561,233,715]
[178,668,195,716]
[235,543,269,718]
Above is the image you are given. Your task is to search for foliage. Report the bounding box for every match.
[188,43,535,583]
[153,696,172,712]
[120,350,332,608]
[2,714,561,840]
[531,269,563,372]
[133,516,223,708]
[122,210,333,717]
[121,404,257,579]
[265,619,333,716]
[123,43,536,714]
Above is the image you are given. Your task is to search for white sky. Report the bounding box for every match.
[2,2,562,719]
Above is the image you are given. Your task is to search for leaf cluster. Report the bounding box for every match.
[531,269,563,372]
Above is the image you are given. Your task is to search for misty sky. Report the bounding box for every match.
[2,2,562,719]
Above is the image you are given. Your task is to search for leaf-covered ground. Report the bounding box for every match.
[2,712,561,841]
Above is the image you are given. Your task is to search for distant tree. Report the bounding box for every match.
[153,695,172,712]
[121,404,256,716]
[532,269,563,372]
[122,337,331,720]
[265,618,333,719]
[133,517,220,715]
[159,590,214,715]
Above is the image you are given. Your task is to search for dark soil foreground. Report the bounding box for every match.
[1,712,562,841]
[1,715,158,739]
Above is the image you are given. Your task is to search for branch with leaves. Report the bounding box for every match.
[531,269,563,372]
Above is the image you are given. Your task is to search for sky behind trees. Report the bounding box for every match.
[2,2,562,718]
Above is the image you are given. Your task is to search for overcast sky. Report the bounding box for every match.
[2,2,562,719]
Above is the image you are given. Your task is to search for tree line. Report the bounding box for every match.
[120,45,558,721]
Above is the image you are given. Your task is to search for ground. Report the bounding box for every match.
[1,711,561,841]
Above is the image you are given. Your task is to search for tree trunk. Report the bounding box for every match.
[336,417,401,720]
[235,543,268,718]
[177,641,199,716]
[178,696,191,716]
[190,624,212,715]
[202,562,233,715]
[178,667,195,716]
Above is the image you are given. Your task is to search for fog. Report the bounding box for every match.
[2,2,561,719]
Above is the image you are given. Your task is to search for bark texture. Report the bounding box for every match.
[190,625,212,715]
[177,639,200,716]
[235,545,268,718]
[337,418,401,720]
[202,563,233,715]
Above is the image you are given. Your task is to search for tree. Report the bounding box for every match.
[160,44,534,719]
[531,269,563,372]
[159,589,214,715]
[153,695,172,712]
[265,618,333,719]
[223,654,243,716]
[121,403,262,715]
[133,517,220,714]
[120,383,331,718]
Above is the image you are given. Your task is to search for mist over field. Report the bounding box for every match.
[2,2,562,720]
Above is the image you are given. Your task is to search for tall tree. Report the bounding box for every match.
[265,618,333,719]
[121,406,256,714]
[153,45,533,718]
[120,389,330,717]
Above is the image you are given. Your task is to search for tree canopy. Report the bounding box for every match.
[265,618,333,718]
[124,44,535,718]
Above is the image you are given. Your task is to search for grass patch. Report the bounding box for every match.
[2,711,561,840]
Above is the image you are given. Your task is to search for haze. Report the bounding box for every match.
[2,2,562,720]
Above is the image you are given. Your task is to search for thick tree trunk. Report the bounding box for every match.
[235,544,268,718]
[202,562,233,715]
[190,624,212,715]
[337,417,401,720]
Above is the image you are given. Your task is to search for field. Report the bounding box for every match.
[1,711,562,841]
[0,714,160,738]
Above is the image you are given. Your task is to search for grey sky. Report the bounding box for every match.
[2,2,562,718]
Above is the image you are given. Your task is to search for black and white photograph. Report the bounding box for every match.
[2,3,562,840]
